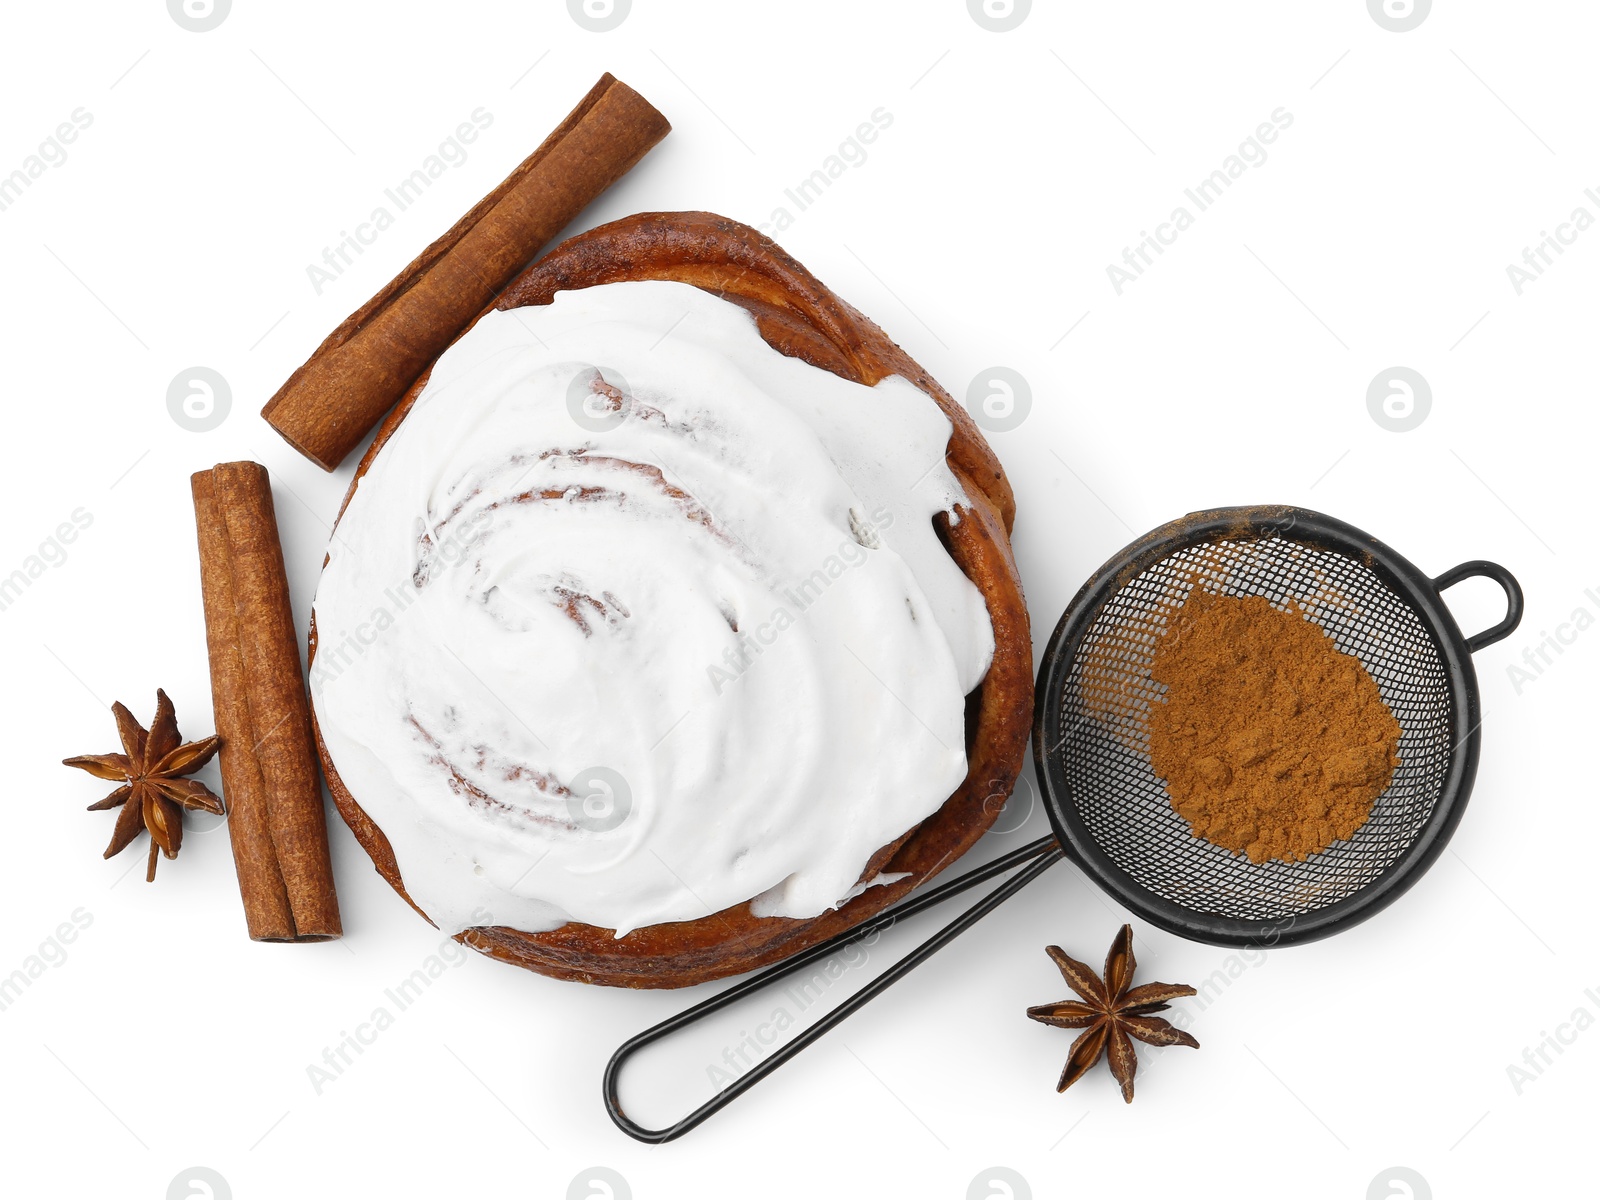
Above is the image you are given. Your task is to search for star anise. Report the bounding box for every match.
[63,690,224,882]
[1026,924,1199,1103]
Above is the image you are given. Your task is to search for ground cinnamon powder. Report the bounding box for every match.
[1147,590,1401,864]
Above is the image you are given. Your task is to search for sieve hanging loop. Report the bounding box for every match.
[1430,560,1524,652]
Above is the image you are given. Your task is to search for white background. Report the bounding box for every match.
[2,2,1595,1198]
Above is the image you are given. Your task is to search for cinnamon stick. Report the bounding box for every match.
[192,462,341,942]
[262,72,670,470]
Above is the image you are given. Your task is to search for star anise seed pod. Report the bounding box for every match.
[63,690,224,882]
[1026,924,1199,1103]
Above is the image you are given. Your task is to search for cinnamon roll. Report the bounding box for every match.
[311,213,1033,987]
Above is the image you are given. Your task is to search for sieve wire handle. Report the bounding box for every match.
[602,834,1065,1143]
[1431,560,1524,652]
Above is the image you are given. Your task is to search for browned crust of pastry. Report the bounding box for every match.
[312,212,1031,987]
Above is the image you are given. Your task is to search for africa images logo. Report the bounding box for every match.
[568,0,630,33]
[1366,367,1431,432]
[168,0,231,32]
[167,367,232,432]
[567,1167,631,1200]
[1367,0,1430,33]
[968,0,1030,33]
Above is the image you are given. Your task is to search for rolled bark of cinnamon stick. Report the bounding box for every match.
[192,462,341,942]
[262,72,671,471]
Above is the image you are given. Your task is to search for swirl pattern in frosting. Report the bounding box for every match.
[311,281,994,936]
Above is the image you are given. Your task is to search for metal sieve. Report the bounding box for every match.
[1035,504,1520,945]
[603,505,1522,1141]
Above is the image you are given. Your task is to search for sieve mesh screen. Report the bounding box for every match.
[1056,535,1454,922]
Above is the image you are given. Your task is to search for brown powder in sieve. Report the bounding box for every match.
[1147,590,1401,864]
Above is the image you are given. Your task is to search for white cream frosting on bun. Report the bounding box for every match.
[311,281,994,937]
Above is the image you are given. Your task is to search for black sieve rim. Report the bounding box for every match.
[1031,505,1521,948]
